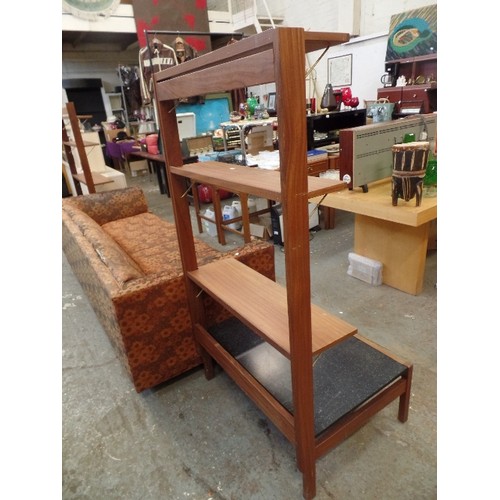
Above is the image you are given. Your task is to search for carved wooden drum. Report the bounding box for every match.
[391,141,429,207]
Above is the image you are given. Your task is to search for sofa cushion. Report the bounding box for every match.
[86,227,145,286]
[65,206,144,286]
[102,212,221,276]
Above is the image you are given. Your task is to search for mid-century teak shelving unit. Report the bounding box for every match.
[62,102,114,195]
[153,28,413,500]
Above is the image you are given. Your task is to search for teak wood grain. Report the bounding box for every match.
[170,161,347,201]
[188,258,357,357]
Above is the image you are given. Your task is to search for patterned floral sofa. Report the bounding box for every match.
[62,187,275,392]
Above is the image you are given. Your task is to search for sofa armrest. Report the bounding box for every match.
[62,186,149,226]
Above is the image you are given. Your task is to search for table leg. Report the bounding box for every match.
[155,161,170,196]
[210,186,226,246]
[239,193,252,243]
[191,182,203,234]
[353,214,430,295]
[321,207,335,229]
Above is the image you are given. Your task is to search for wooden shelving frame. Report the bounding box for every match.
[62,102,112,194]
[153,28,412,499]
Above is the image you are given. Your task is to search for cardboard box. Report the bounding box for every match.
[103,127,131,142]
[246,126,274,155]
[129,159,149,172]
[249,215,272,240]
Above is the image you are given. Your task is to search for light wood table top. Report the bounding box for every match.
[310,177,437,227]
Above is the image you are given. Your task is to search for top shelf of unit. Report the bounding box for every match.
[170,161,347,201]
[154,28,350,101]
[189,258,357,358]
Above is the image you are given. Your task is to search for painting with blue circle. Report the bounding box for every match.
[385,5,437,61]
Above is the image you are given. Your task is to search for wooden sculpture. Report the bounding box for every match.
[391,141,429,206]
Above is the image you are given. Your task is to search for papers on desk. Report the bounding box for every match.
[319,169,340,180]
[246,149,330,171]
[247,150,280,170]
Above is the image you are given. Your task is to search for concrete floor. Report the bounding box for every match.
[62,170,437,499]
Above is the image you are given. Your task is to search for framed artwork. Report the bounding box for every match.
[267,92,276,112]
[385,5,437,61]
[328,54,352,87]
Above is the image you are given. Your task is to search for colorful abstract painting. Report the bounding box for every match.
[132,0,211,54]
[385,4,437,61]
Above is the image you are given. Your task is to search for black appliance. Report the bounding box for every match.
[270,203,320,246]
[306,109,366,150]
[270,204,284,246]
[62,78,107,128]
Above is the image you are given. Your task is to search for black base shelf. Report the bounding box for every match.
[208,317,408,437]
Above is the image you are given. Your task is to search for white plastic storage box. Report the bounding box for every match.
[176,112,196,140]
[347,252,383,286]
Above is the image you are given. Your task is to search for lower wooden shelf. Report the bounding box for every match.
[188,258,357,357]
[202,316,411,438]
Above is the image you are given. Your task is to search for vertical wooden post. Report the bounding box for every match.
[66,102,96,193]
[274,28,316,499]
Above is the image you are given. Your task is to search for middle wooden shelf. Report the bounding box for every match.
[170,160,347,201]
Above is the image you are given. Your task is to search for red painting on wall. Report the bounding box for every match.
[132,0,211,54]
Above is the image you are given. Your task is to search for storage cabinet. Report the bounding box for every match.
[154,28,412,499]
[377,54,437,116]
[378,84,437,115]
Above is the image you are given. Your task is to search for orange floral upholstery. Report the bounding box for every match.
[62,187,275,392]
